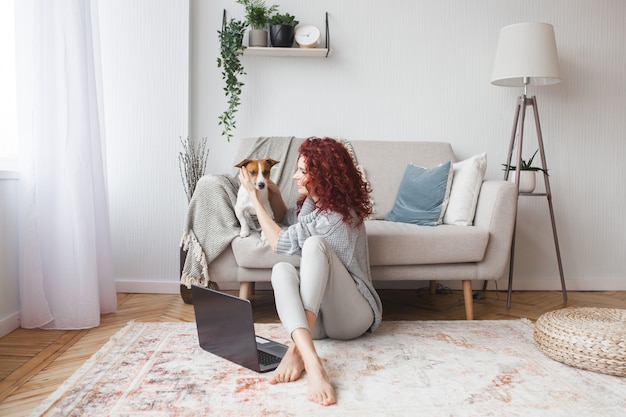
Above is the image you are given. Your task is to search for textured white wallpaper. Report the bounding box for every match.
[98,0,189,290]
[103,0,625,291]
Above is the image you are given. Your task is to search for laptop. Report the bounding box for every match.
[191,285,288,373]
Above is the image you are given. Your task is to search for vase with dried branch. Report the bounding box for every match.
[178,136,209,202]
[178,136,210,304]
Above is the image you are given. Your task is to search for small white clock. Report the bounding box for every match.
[295,24,321,48]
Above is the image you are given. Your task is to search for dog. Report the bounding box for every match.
[234,158,280,241]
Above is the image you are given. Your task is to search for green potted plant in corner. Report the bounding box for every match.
[269,13,299,47]
[217,16,247,142]
[502,149,548,193]
[237,0,278,47]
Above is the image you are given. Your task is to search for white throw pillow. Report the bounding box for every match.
[443,152,487,226]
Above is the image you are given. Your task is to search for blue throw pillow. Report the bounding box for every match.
[384,161,453,226]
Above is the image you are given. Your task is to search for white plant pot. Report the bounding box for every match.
[510,171,536,193]
[248,29,268,47]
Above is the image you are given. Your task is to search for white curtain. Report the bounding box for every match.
[16,0,117,329]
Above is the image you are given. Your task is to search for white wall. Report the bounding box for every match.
[97,0,189,293]
[0,173,20,336]
[0,0,20,336]
[187,0,626,291]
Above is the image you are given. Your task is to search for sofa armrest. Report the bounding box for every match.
[472,180,518,280]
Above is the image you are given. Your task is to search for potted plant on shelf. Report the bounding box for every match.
[269,13,299,47]
[502,149,548,193]
[217,15,247,142]
[236,0,278,47]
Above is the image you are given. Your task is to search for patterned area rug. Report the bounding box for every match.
[30,320,625,417]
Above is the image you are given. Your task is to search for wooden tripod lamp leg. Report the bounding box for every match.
[506,95,568,308]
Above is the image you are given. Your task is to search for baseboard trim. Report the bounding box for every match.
[115,280,181,294]
[377,278,626,292]
[115,278,626,294]
[114,280,263,294]
[482,278,626,292]
[0,311,20,337]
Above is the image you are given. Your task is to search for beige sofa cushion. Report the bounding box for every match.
[231,233,300,269]
[365,220,488,266]
[350,141,457,219]
[231,219,488,269]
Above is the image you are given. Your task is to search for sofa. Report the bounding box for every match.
[180,137,518,320]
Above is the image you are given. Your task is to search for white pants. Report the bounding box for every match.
[271,236,374,340]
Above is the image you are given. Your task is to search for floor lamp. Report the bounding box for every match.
[491,22,567,307]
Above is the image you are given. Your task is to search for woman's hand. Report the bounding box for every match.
[238,167,258,198]
[238,167,283,252]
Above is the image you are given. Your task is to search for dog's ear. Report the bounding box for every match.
[266,159,280,167]
[235,159,252,168]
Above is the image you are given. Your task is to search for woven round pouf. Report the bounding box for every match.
[534,307,626,377]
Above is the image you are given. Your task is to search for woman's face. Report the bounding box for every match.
[293,156,315,199]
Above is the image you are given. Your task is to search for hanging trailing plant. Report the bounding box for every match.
[217,13,247,142]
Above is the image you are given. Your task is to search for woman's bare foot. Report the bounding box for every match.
[270,347,336,406]
[269,344,305,384]
[305,359,336,406]
[272,318,336,405]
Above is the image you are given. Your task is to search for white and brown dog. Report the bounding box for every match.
[234,158,279,240]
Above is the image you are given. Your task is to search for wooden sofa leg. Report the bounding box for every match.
[462,280,474,320]
[239,282,255,299]
[429,280,437,294]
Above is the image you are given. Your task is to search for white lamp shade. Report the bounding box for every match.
[491,22,561,87]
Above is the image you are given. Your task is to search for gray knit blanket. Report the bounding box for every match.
[180,136,301,289]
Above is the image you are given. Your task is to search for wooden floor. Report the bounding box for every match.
[1,288,625,416]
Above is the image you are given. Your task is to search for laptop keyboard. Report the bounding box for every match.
[257,350,282,366]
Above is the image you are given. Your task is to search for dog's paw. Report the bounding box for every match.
[239,229,250,238]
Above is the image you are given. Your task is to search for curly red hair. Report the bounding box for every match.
[297,137,373,226]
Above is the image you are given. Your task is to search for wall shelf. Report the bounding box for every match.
[240,11,330,58]
[243,47,330,58]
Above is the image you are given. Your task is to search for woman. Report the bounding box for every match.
[238,137,383,406]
